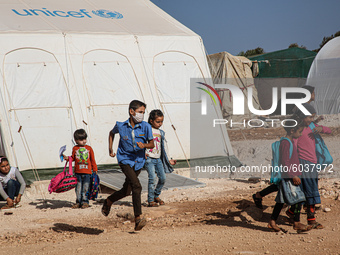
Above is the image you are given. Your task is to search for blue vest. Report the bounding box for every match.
[160,129,174,173]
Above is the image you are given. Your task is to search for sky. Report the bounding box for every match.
[150,0,340,55]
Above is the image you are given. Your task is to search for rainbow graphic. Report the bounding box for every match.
[196,82,222,106]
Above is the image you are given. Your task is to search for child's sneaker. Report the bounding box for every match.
[252,194,263,209]
[81,203,90,209]
[101,199,111,216]
[71,203,80,209]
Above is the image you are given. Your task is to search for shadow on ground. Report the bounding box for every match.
[201,199,292,232]
[51,223,104,235]
[29,199,74,209]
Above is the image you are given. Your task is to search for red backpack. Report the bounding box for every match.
[48,157,77,193]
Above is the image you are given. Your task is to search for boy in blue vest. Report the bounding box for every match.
[102,100,154,231]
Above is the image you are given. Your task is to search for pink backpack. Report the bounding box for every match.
[48,157,77,193]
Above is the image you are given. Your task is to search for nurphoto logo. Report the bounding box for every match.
[197,82,312,128]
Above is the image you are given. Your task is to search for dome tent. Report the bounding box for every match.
[0,0,241,175]
[307,37,340,114]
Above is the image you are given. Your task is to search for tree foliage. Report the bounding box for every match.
[237,47,265,57]
[288,43,307,49]
[315,31,340,52]
[237,31,340,56]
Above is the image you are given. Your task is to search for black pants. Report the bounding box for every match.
[107,164,142,217]
[259,184,278,197]
[306,204,316,222]
[271,202,302,222]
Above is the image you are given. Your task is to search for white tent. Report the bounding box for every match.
[0,0,238,171]
[307,37,340,114]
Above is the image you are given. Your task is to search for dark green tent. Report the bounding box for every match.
[249,48,317,112]
[249,47,316,78]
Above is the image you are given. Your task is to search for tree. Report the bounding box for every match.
[237,51,245,56]
[315,31,340,52]
[237,47,265,57]
[288,43,307,49]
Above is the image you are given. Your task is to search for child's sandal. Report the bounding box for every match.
[294,223,313,233]
[268,224,287,233]
[309,222,324,229]
[1,204,14,210]
[81,203,90,209]
[154,197,165,205]
[148,201,159,207]
[71,203,80,209]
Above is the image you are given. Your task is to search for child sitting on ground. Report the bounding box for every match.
[0,157,26,209]
[145,109,176,207]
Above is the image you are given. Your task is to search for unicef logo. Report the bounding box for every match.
[92,9,123,19]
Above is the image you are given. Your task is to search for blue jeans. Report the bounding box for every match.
[145,157,166,203]
[1,179,21,200]
[75,173,91,205]
[299,158,321,205]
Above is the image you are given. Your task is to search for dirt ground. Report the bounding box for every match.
[1,120,339,255]
[0,177,339,255]
[228,126,340,141]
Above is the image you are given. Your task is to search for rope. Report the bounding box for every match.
[252,56,315,62]
[1,57,47,200]
[137,47,193,167]
[62,34,79,138]
[161,104,190,168]
[134,36,157,107]
[1,61,20,168]
[17,124,47,201]
[133,38,192,166]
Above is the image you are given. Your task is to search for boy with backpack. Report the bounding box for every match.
[268,120,312,233]
[102,100,154,231]
[64,129,98,209]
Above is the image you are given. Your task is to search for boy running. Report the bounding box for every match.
[102,100,154,231]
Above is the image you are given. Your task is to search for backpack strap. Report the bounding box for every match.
[63,160,68,173]
[309,122,321,141]
[309,122,316,130]
[280,137,293,159]
[68,156,73,175]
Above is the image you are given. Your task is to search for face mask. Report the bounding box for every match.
[132,112,144,123]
